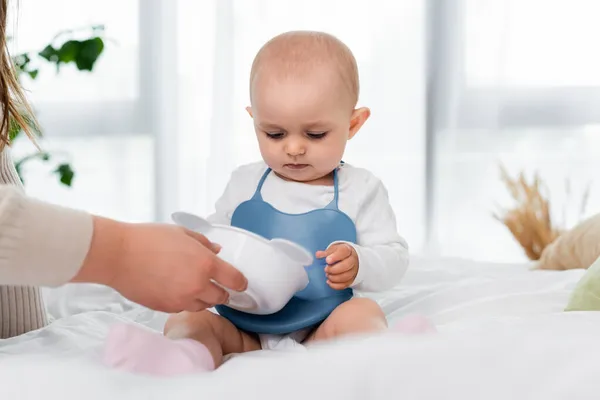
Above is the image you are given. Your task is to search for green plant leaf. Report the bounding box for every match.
[37,37,104,72]
[13,162,24,184]
[27,69,39,80]
[57,40,79,64]
[54,163,74,186]
[14,152,75,187]
[13,53,31,72]
[13,152,48,178]
[9,110,42,141]
[51,24,105,43]
[75,37,104,71]
[14,25,104,189]
[8,117,22,142]
[38,44,59,63]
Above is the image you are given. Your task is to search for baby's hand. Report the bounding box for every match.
[316,243,359,290]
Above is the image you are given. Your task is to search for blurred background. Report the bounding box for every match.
[6,0,600,263]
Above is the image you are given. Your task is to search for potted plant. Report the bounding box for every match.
[9,25,106,187]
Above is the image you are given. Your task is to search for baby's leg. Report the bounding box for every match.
[164,310,261,367]
[103,311,260,376]
[304,298,387,343]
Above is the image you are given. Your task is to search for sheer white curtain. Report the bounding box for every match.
[13,0,600,263]
[175,0,426,251]
[429,0,600,262]
[9,1,427,252]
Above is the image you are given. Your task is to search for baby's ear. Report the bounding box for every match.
[246,106,254,118]
[348,107,370,139]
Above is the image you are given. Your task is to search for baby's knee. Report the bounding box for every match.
[319,298,387,337]
[338,298,385,319]
[164,310,222,338]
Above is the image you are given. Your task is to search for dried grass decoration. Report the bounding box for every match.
[493,165,586,261]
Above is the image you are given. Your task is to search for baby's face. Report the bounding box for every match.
[248,71,364,184]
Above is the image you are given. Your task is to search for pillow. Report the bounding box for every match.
[565,254,600,311]
[536,213,600,270]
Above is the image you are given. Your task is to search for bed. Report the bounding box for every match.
[1,255,599,399]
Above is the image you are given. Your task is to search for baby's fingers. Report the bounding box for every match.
[316,245,339,259]
[327,280,352,290]
[327,267,356,284]
[326,257,354,275]
[324,244,353,265]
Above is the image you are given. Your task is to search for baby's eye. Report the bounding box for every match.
[266,132,284,139]
[307,132,327,139]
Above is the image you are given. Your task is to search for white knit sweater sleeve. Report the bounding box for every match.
[0,148,93,287]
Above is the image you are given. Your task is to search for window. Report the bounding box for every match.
[8,0,161,223]
[430,0,600,261]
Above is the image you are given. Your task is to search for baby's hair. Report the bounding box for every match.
[249,30,360,107]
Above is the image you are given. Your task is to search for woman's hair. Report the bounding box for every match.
[0,0,38,151]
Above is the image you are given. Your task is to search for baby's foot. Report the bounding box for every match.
[391,314,437,334]
[103,323,214,376]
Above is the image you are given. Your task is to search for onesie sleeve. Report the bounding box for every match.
[206,178,237,226]
[330,172,409,292]
[206,163,264,226]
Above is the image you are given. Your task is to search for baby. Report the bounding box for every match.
[103,31,415,376]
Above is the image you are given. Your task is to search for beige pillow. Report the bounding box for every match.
[536,213,600,270]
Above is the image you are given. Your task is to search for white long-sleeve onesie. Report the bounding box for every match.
[208,161,410,294]
[208,162,409,350]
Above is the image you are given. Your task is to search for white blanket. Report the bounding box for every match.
[1,256,598,399]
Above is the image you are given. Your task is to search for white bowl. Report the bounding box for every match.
[171,211,311,315]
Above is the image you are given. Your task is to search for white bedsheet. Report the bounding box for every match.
[2,256,599,399]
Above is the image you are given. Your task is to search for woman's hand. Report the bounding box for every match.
[72,217,248,313]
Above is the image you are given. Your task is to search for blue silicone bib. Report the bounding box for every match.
[215,166,357,335]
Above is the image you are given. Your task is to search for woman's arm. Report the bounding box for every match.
[0,184,248,313]
[0,184,93,286]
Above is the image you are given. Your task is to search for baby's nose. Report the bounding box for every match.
[285,141,306,156]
